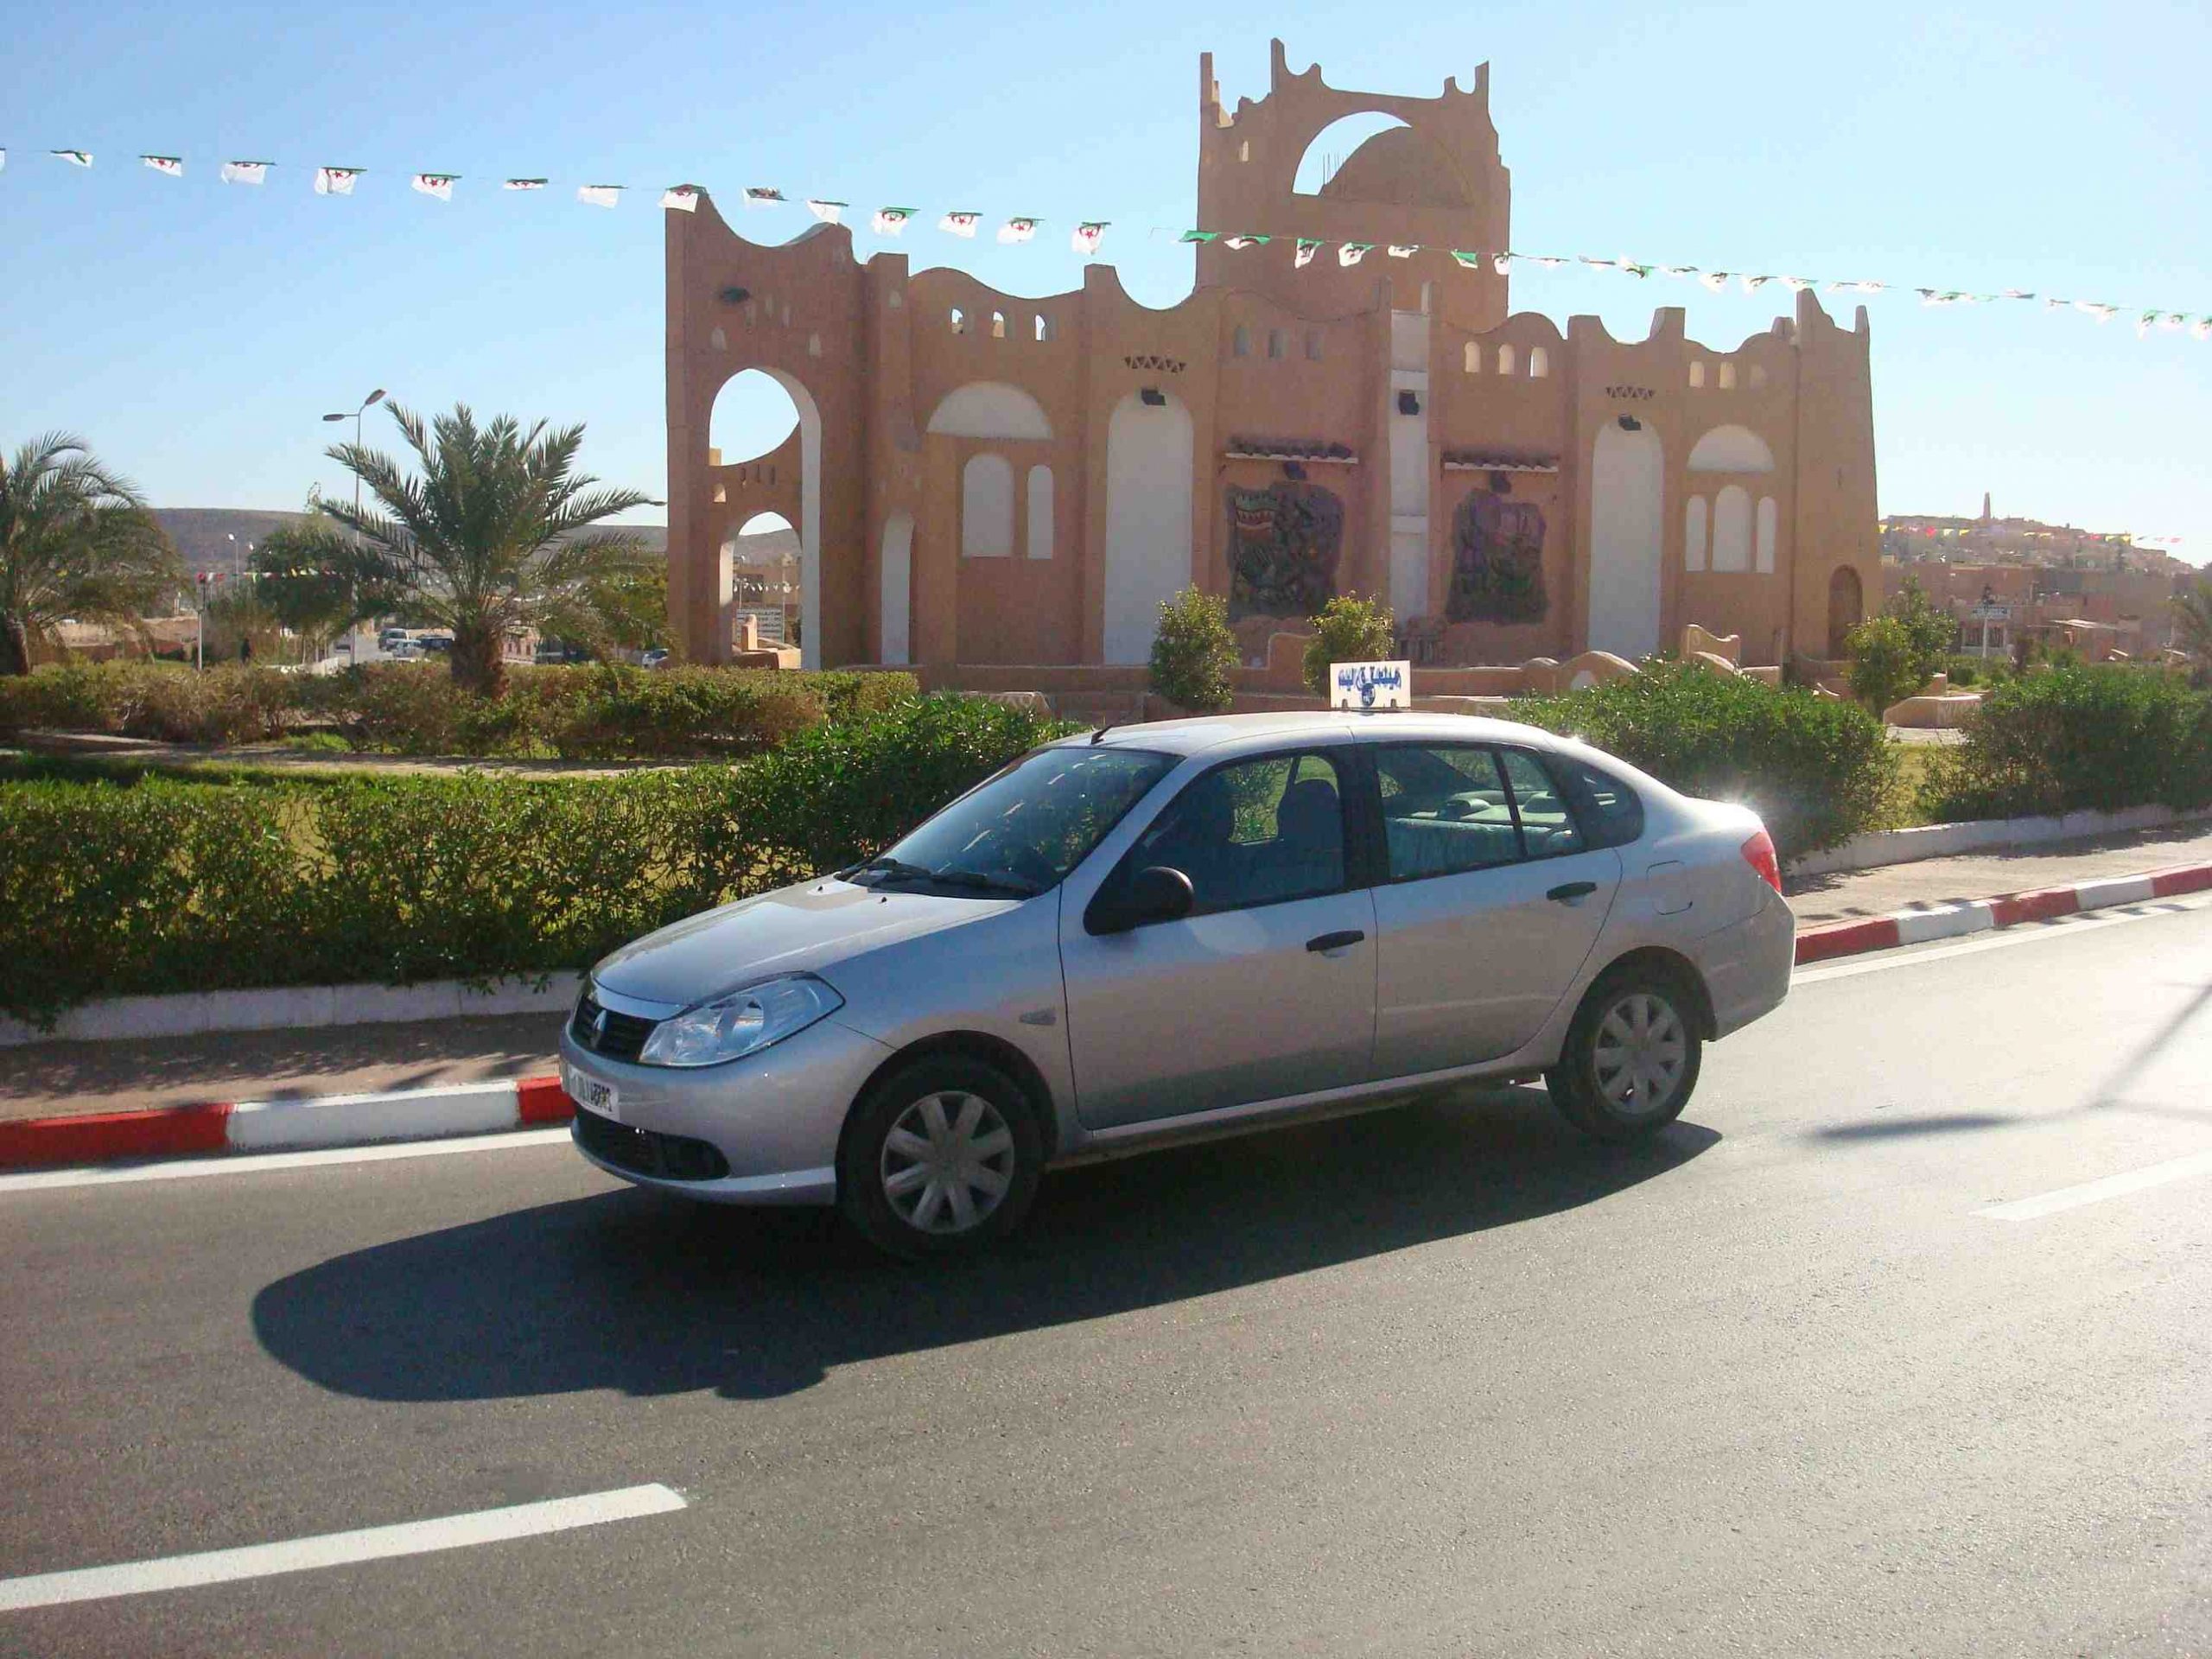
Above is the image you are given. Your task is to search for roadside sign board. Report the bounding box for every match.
[1331,659,1411,711]
[1967,602,2012,621]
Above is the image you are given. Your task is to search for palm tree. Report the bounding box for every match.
[2174,577,2212,688]
[0,434,179,676]
[289,404,658,693]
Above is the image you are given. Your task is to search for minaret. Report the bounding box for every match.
[1980,491,1993,524]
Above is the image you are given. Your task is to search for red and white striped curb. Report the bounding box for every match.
[1793,861,2212,966]
[5,859,2209,1172]
[0,1076,575,1172]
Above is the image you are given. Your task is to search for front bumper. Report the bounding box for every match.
[559,1013,893,1206]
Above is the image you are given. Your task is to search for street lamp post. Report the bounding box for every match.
[321,388,387,517]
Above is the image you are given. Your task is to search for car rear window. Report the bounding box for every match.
[1545,753,1646,849]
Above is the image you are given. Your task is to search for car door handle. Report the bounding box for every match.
[1547,880,1599,902]
[1306,929,1366,953]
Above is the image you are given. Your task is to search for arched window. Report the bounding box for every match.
[1756,496,1778,573]
[1464,340,1481,373]
[1034,313,1052,343]
[990,310,1007,340]
[1267,327,1286,359]
[1713,485,1752,572]
[950,307,966,334]
[1718,361,1738,391]
[806,333,821,358]
[1232,324,1251,358]
[961,454,1014,559]
[1026,466,1054,560]
[1688,359,1706,389]
[1497,342,1516,376]
[1529,346,1549,378]
[1685,496,1708,572]
[1238,140,1250,163]
[709,326,726,352]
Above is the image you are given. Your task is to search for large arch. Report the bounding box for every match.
[709,368,822,666]
[1291,111,1410,194]
[924,382,1053,441]
[1687,423,1776,474]
[1103,389,1194,664]
[1587,418,1666,659]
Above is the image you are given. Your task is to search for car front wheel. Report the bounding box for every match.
[837,1056,1044,1258]
[1546,968,1703,1142]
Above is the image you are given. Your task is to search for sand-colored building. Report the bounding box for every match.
[665,41,1881,683]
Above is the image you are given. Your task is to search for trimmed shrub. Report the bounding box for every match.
[0,694,1067,1025]
[1301,594,1396,697]
[1844,615,1927,713]
[0,662,293,745]
[1922,664,2212,821]
[1522,661,1896,861]
[1148,586,1238,715]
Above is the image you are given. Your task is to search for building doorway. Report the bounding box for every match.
[1586,418,1664,659]
[1827,566,1864,658]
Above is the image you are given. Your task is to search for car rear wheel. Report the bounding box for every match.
[1545,967,1702,1142]
[837,1056,1044,1259]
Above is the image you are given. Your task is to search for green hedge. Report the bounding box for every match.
[0,695,1067,1025]
[1923,664,2212,821]
[0,660,922,760]
[1522,662,1896,861]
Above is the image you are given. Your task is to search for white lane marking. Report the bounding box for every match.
[1795,895,2212,984]
[1975,1150,2212,1222]
[0,1127,574,1197]
[0,1484,686,1612]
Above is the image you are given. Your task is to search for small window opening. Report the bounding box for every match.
[1464,340,1480,373]
[1306,330,1324,362]
[1529,346,1549,378]
[1688,360,1706,389]
[1232,324,1251,357]
[950,307,966,334]
[990,310,1007,340]
[1238,140,1250,163]
[1034,313,1052,342]
[1267,327,1286,359]
[1749,363,1768,390]
[1497,342,1516,376]
[1718,361,1737,390]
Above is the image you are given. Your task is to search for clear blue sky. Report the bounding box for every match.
[3,0,2205,561]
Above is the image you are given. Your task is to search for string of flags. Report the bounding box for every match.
[4,145,2201,338]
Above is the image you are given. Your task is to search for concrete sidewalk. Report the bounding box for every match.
[6,820,2211,1126]
[1785,821,2212,926]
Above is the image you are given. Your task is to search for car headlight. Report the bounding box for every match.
[635,976,843,1068]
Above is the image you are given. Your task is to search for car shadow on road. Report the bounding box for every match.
[252,1086,1717,1402]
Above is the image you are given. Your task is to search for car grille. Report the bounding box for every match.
[569,990,658,1062]
[572,1108,730,1182]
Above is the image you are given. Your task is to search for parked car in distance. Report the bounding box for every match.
[385,639,425,660]
[640,647,671,670]
[562,712,1795,1257]
[535,639,592,665]
[417,634,453,654]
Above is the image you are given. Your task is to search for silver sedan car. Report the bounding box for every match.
[562,712,1793,1256]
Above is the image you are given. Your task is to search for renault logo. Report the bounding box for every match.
[590,1006,610,1047]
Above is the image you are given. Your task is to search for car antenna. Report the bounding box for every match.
[1090,723,1113,744]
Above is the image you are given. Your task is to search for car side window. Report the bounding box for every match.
[1498,749,1587,859]
[1122,750,1348,917]
[1547,753,1646,849]
[1376,744,1525,880]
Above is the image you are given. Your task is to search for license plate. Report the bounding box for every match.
[563,1062,620,1122]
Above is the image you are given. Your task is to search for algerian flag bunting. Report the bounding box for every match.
[663,186,702,212]
[1667,265,1700,278]
[1578,255,1612,270]
[1338,243,1374,267]
[1294,238,1320,268]
[1699,271,1730,292]
[2191,318,2212,341]
[221,161,271,185]
[2075,301,2118,321]
[314,166,362,196]
[805,199,846,223]
[576,184,623,208]
[141,155,184,177]
[1620,261,1654,278]
[997,216,1039,244]
[412,173,458,200]
[2002,289,2036,300]
[743,187,785,207]
[1740,274,1772,292]
[52,149,94,167]
[870,206,916,235]
[1386,244,1419,258]
[1222,234,1271,250]
[1533,256,1569,270]
[1446,250,1482,270]
[1071,221,1107,256]
[939,210,980,238]
[1493,252,1514,276]
[503,177,547,191]
[1179,230,1219,243]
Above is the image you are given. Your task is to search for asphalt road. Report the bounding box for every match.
[3,899,2209,1657]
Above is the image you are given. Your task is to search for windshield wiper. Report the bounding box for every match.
[854,855,935,882]
[855,856,1039,898]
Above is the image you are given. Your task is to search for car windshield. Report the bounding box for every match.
[861,745,1177,898]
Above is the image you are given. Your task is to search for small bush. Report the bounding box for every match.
[1522,661,1896,861]
[1923,664,2212,821]
[1938,653,2014,690]
[0,662,293,745]
[0,693,1069,1025]
[1301,594,1396,696]
[1844,615,1926,714]
[1148,586,1238,715]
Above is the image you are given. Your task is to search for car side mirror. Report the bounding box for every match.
[1088,865,1194,934]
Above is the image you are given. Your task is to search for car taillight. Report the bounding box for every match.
[1740,828,1782,893]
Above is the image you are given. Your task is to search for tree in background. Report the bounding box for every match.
[252,510,374,663]
[2174,578,2212,690]
[1300,594,1396,696]
[1886,576,1960,676]
[1148,586,1238,714]
[0,433,179,676]
[585,559,674,658]
[278,404,657,694]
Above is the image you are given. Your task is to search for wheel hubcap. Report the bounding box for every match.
[1592,992,1688,1116]
[880,1091,1015,1235]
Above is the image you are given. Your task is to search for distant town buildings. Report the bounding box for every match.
[1882,497,2193,660]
